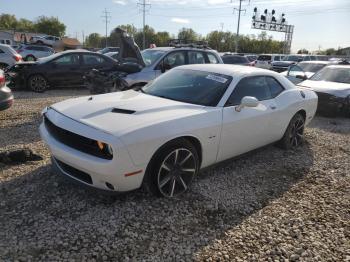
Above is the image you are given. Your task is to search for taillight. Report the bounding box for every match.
[0,72,5,87]
[13,54,22,62]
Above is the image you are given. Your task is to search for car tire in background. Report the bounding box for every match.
[0,63,9,70]
[278,113,305,149]
[144,138,199,198]
[27,74,48,93]
[25,55,36,61]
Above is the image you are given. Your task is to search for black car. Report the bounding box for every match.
[7,50,122,92]
[0,70,13,111]
[271,55,316,72]
[221,55,250,66]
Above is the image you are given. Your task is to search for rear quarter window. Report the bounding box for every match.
[257,55,272,61]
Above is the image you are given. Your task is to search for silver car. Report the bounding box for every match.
[123,47,223,89]
[17,45,54,61]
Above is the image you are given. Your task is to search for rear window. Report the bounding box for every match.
[257,55,272,61]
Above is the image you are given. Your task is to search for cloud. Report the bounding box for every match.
[171,17,190,24]
[113,0,127,5]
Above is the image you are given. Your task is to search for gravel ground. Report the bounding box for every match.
[0,90,349,261]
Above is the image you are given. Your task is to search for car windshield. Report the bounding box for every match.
[298,63,327,73]
[310,67,350,84]
[142,68,232,106]
[283,55,303,62]
[141,49,166,66]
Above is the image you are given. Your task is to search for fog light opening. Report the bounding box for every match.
[105,182,115,190]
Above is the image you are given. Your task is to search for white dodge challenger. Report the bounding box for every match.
[40,64,318,197]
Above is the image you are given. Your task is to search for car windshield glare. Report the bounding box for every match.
[142,69,232,106]
[310,67,350,84]
[141,49,166,66]
[299,63,326,73]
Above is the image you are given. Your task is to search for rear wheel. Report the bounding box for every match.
[25,55,36,61]
[27,74,48,92]
[278,113,305,149]
[144,139,199,198]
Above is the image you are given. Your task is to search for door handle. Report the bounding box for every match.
[270,105,276,110]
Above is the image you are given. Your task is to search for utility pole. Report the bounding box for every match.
[82,30,85,47]
[101,8,111,47]
[233,0,248,53]
[138,0,151,50]
[220,22,224,31]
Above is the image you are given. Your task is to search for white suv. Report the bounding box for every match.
[0,44,23,70]
[254,54,284,69]
[17,45,54,61]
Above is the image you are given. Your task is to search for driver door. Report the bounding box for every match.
[217,76,277,162]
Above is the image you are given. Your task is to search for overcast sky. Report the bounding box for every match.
[1,0,349,52]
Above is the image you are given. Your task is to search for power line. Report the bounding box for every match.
[137,0,151,49]
[101,8,111,47]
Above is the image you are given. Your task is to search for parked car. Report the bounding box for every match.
[17,45,55,61]
[30,35,61,47]
[254,54,284,69]
[271,55,316,72]
[0,44,23,70]
[298,65,350,117]
[40,64,317,197]
[123,46,223,89]
[8,50,120,92]
[280,61,331,84]
[221,55,250,66]
[104,51,119,61]
[245,54,258,62]
[98,47,120,54]
[0,69,13,111]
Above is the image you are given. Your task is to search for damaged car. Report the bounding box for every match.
[298,65,350,117]
[0,69,13,111]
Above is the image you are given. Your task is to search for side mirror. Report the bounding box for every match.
[235,96,259,112]
[296,74,307,80]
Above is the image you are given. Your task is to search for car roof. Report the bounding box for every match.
[325,65,350,69]
[176,64,279,77]
[299,61,330,64]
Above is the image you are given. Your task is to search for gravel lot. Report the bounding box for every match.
[1,90,349,261]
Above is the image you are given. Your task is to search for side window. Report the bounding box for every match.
[303,56,311,61]
[207,53,219,64]
[0,48,4,53]
[265,77,284,98]
[54,54,80,66]
[82,54,106,65]
[163,51,185,68]
[226,76,272,106]
[274,56,280,61]
[46,36,54,41]
[188,51,205,64]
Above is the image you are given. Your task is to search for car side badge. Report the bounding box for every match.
[300,90,305,99]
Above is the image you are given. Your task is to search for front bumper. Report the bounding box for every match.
[316,92,350,117]
[272,66,288,72]
[39,110,146,192]
[0,95,13,111]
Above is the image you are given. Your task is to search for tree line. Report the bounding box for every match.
[0,14,66,37]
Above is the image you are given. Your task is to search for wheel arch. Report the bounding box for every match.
[26,73,49,90]
[296,109,306,120]
[142,135,203,183]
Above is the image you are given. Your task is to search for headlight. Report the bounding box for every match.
[96,141,113,158]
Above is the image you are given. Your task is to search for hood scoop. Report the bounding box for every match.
[111,108,136,114]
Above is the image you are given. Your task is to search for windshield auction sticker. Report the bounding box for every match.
[206,74,228,83]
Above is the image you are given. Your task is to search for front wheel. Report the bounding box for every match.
[278,113,305,149]
[27,74,48,92]
[144,139,199,198]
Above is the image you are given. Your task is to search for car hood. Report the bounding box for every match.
[50,90,207,136]
[112,27,145,67]
[298,80,350,98]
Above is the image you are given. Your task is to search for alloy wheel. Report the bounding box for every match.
[29,75,47,92]
[289,118,304,147]
[157,148,196,197]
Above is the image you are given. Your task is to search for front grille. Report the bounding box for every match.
[55,158,93,184]
[44,115,112,160]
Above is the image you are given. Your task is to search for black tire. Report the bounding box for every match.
[36,41,44,45]
[144,139,199,198]
[27,74,48,92]
[25,55,36,61]
[278,113,305,149]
